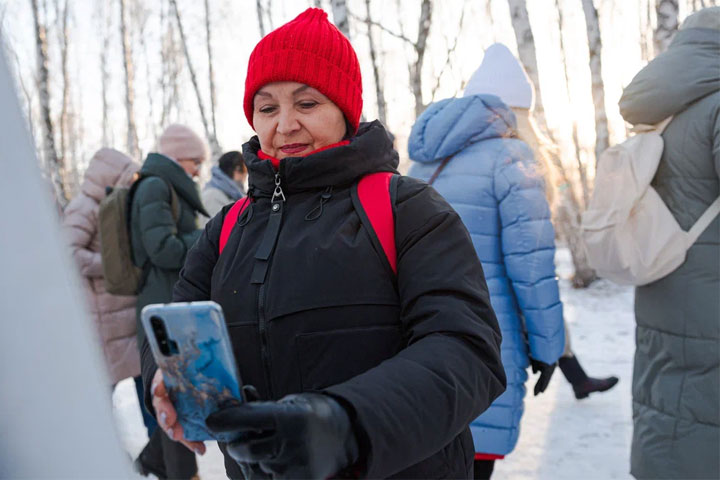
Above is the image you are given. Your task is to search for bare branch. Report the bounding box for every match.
[431,4,466,102]
[348,11,414,45]
[363,0,386,125]
[119,0,140,159]
[169,0,220,153]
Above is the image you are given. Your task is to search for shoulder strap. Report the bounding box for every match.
[427,155,454,186]
[687,196,720,244]
[219,196,253,255]
[356,172,397,275]
[134,174,180,221]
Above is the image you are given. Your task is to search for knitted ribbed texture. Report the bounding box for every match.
[244,8,363,133]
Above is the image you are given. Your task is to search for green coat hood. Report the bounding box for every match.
[619,27,720,125]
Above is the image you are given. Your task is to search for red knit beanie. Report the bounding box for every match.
[244,8,363,134]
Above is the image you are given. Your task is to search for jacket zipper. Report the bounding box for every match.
[254,172,286,399]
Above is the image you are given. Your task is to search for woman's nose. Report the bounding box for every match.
[276,110,300,135]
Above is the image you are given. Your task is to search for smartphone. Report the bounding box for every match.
[141,301,243,443]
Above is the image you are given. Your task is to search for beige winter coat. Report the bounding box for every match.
[63,148,141,385]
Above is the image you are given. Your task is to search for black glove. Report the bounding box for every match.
[206,393,359,479]
[530,359,556,396]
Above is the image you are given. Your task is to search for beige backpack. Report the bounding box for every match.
[581,117,720,286]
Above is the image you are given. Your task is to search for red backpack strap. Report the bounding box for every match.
[219,197,253,255]
[355,172,397,275]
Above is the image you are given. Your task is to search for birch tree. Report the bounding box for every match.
[581,0,609,164]
[31,0,66,206]
[119,0,139,159]
[256,0,266,37]
[170,0,220,154]
[204,0,218,147]
[654,0,679,54]
[331,0,350,39]
[363,0,386,125]
[160,0,181,128]
[100,3,111,146]
[55,0,69,171]
[556,0,589,208]
[507,0,549,132]
[541,0,594,286]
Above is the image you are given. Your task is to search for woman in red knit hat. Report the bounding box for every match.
[141,8,505,479]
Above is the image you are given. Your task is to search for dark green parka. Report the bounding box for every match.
[130,153,208,338]
[619,15,720,479]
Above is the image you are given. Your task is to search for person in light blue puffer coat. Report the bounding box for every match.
[408,44,565,478]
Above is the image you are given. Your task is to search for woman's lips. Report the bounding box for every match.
[279,143,309,155]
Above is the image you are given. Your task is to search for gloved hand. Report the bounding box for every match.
[206,392,359,479]
[530,358,556,396]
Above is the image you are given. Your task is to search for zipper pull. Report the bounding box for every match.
[272,172,286,204]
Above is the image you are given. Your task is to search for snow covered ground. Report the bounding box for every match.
[112,248,636,479]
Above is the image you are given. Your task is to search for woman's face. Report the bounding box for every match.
[253,81,346,160]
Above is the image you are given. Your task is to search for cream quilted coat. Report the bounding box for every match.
[63,148,141,385]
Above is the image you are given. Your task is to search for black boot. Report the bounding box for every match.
[559,355,619,400]
[134,429,167,478]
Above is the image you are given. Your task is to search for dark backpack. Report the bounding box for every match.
[218,172,398,272]
[99,175,179,295]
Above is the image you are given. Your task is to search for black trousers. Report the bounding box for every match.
[473,459,495,480]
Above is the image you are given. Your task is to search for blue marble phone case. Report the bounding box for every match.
[141,301,243,442]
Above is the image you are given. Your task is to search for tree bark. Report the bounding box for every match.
[119,0,140,159]
[56,0,69,171]
[101,4,111,146]
[581,0,609,166]
[654,0,679,54]
[556,0,590,208]
[31,0,66,206]
[170,0,220,154]
[411,0,432,118]
[507,0,549,133]
[204,0,219,155]
[331,0,351,39]
[364,0,386,126]
[256,0,266,37]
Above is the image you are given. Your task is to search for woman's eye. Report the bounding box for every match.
[299,101,317,109]
[258,106,276,114]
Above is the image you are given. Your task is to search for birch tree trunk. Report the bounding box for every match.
[411,0,432,118]
[331,0,350,39]
[119,0,139,159]
[170,0,220,154]
[654,0,679,54]
[581,0,609,165]
[160,0,181,129]
[101,6,111,146]
[256,0,266,37]
[556,0,590,208]
[56,0,69,171]
[364,0,386,125]
[507,0,549,132]
[31,0,66,206]
[639,0,653,62]
[204,0,219,154]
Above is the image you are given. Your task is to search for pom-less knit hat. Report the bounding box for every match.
[243,8,363,133]
[157,124,208,163]
[464,43,535,110]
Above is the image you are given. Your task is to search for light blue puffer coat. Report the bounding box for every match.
[408,94,565,456]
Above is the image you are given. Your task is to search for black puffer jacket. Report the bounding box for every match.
[142,122,506,479]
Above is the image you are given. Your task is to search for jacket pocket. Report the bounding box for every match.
[296,325,402,391]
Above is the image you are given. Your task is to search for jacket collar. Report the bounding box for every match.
[243,121,399,196]
[140,153,209,216]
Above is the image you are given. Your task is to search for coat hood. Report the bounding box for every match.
[408,94,516,163]
[140,153,208,216]
[243,120,399,196]
[205,165,245,201]
[81,148,139,202]
[619,26,720,125]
